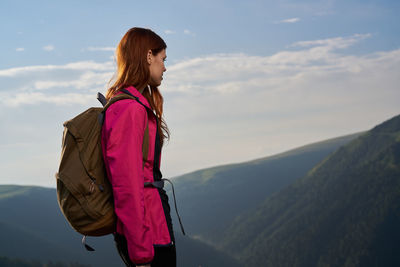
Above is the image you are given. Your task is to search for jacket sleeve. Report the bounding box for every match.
[102,101,154,265]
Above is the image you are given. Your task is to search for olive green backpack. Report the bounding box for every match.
[55,91,150,249]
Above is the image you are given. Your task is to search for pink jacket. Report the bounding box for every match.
[101,86,173,265]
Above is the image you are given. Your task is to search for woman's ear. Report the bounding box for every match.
[147,50,152,65]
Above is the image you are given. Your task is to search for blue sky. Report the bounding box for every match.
[1,0,399,187]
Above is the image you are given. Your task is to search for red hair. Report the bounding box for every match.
[107,27,169,145]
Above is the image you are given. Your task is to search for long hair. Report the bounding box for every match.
[106,27,169,145]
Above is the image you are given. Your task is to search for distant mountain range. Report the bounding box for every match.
[1,114,399,267]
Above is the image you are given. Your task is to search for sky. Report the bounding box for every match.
[0,0,399,188]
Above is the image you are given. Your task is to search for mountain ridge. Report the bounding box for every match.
[173,132,364,183]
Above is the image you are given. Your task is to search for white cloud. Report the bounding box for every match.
[43,45,55,51]
[275,17,300,24]
[16,47,25,52]
[291,33,371,49]
[183,29,195,36]
[86,46,115,52]
[34,71,113,90]
[161,34,375,96]
[0,60,114,77]
[0,60,115,107]
[164,30,175,35]
[4,92,94,107]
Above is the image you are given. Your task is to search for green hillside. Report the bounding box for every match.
[0,185,240,267]
[169,133,361,244]
[0,256,89,267]
[220,114,400,267]
[0,185,33,200]
[0,186,116,266]
[0,219,80,262]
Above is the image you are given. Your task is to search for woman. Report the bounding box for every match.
[101,27,175,267]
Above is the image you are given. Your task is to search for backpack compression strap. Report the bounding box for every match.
[145,179,186,235]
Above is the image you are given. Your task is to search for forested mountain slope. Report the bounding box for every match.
[220,114,400,267]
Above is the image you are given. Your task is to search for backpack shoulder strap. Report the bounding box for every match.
[99,90,150,168]
[119,89,151,167]
[103,93,137,111]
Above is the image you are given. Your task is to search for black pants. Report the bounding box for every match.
[114,233,176,267]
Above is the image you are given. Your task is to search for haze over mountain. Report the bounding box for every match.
[169,132,361,244]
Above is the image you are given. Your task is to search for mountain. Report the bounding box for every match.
[168,133,361,244]
[219,114,400,266]
[0,185,240,267]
